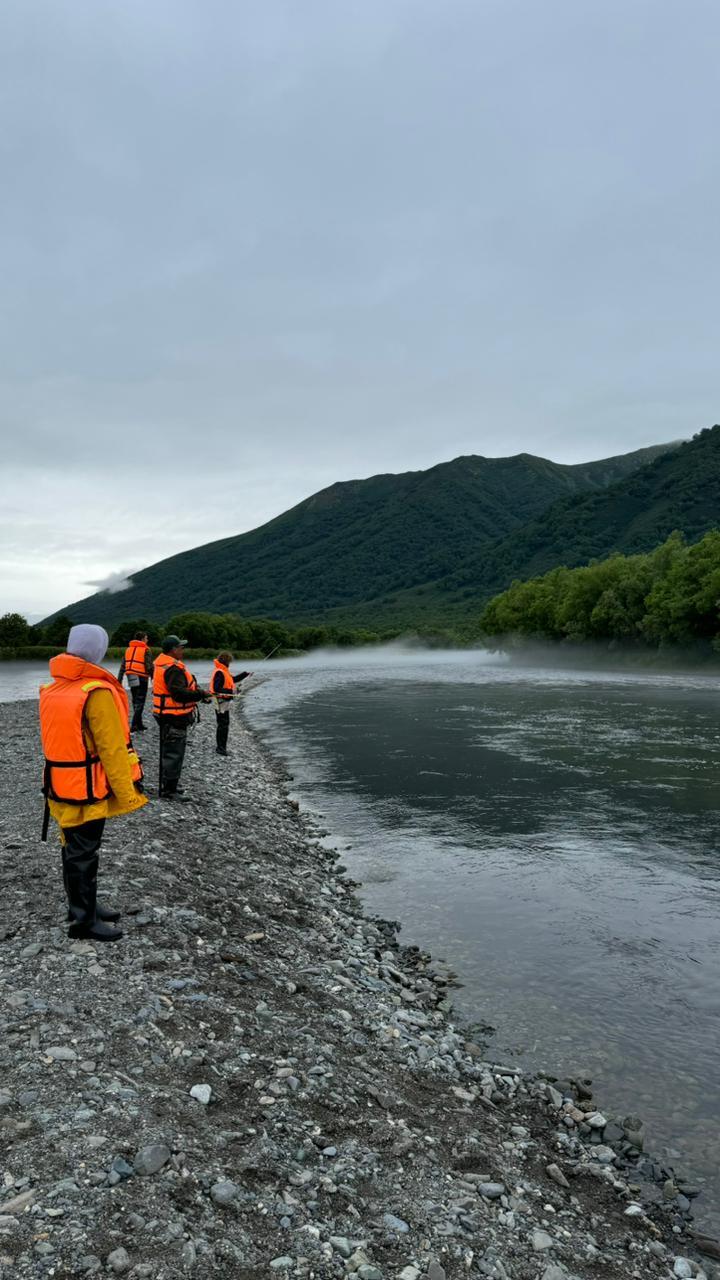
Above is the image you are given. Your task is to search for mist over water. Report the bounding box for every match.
[244,650,720,1235]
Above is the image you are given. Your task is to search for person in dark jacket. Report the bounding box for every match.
[152,636,209,799]
[118,631,153,732]
[210,652,251,756]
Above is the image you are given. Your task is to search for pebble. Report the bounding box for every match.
[585,1111,607,1129]
[44,1045,77,1061]
[531,1229,555,1252]
[189,1083,212,1105]
[673,1261,694,1279]
[546,1164,570,1188]
[329,1236,353,1257]
[382,1213,410,1233]
[270,1257,294,1270]
[427,1265,446,1280]
[133,1144,171,1176]
[210,1179,239,1207]
[106,1247,131,1274]
[478,1182,505,1199]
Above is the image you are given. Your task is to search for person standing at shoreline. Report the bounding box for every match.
[118,631,153,732]
[39,623,148,942]
[210,652,251,756]
[152,635,208,799]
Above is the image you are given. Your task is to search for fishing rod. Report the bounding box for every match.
[261,643,282,662]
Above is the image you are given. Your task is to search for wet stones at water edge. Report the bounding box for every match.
[0,697,715,1279]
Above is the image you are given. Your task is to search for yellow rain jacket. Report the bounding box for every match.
[42,675,148,830]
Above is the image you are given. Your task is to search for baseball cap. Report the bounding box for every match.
[162,634,188,651]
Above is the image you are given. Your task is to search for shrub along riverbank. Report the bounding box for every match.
[0,610,406,663]
[479,531,720,658]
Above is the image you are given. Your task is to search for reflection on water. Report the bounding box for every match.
[245,654,720,1234]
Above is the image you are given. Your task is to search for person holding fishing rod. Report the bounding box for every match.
[152,635,210,800]
[210,651,252,755]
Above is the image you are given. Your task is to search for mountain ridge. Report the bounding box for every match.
[46,438,686,629]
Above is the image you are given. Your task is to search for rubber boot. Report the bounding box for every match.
[63,826,123,942]
[66,902,121,923]
[216,711,230,756]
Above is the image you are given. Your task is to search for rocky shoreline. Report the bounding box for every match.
[0,698,716,1280]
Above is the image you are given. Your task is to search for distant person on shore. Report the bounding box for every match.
[152,635,209,799]
[118,631,153,732]
[39,623,148,943]
[210,652,251,756]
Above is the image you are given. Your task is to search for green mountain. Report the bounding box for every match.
[441,424,720,603]
[48,442,674,629]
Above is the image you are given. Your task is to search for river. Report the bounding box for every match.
[5,650,720,1232]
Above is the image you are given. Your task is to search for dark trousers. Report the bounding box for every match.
[130,679,149,731]
[215,709,230,753]
[61,818,105,928]
[157,718,189,793]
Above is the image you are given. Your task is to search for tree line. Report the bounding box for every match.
[479,531,720,652]
[0,610,399,656]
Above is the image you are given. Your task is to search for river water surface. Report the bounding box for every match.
[245,650,720,1233]
[5,652,720,1231]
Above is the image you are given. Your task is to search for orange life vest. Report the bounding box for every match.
[39,654,143,804]
[124,639,149,678]
[211,658,234,700]
[152,653,198,718]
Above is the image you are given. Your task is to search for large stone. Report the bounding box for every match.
[210,1180,239,1207]
[382,1213,409,1234]
[133,1144,171,1176]
[531,1230,554,1252]
[106,1248,131,1274]
[329,1237,352,1258]
[426,1265,446,1280]
[44,1046,77,1062]
[478,1182,505,1199]
[0,1190,35,1215]
[672,1261,693,1279]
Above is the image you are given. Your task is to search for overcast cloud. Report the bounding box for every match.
[1,0,718,616]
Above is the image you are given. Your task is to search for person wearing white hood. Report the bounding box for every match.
[39,623,148,942]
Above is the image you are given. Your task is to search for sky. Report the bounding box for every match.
[1,0,719,617]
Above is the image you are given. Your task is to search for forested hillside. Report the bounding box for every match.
[47,442,673,629]
[346,425,719,630]
[479,530,720,652]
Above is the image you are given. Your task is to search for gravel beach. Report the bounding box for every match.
[0,698,716,1280]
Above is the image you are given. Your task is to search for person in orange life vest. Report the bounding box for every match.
[152,635,209,799]
[118,631,153,733]
[39,623,148,943]
[210,652,252,756]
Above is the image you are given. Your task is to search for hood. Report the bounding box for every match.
[67,623,109,665]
